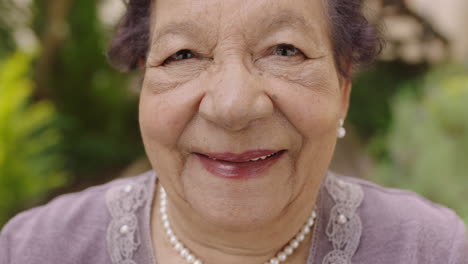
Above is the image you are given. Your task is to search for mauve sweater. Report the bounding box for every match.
[1,170,467,264]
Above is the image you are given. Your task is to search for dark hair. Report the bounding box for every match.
[108,0,383,77]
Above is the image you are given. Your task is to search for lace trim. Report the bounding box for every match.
[104,172,363,264]
[106,178,148,264]
[322,173,364,264]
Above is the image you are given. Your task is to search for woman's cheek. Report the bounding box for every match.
[143,67,190,94]
[259,59,342,137]
[140,69,206,148]
[139,93,176,148]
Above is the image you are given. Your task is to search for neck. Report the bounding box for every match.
[151,183,318,264]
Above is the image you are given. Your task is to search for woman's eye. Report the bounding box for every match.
[167,49,195,62]
[274,44,301,57]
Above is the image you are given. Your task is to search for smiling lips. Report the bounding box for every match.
[195,150,286,179]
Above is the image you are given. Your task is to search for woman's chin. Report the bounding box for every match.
[188,190,290,231]
[180,153,294,230]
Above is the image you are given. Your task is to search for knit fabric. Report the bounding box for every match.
[1,170,467,264]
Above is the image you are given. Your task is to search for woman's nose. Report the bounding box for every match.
[199,62,274,131]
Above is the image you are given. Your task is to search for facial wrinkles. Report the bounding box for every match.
[149,1,330,67]
[148,0,218,64]
[145,0,342,141]
[261,57,339,95]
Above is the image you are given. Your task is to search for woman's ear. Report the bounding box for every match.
[339,63,353,119]
[138,57,146,71]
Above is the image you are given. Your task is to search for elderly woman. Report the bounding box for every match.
[1,0,467,263]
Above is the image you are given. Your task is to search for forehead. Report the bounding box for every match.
[150,0,329,41]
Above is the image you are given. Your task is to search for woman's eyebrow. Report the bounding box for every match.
[152,21,202,45]
[151,9,314,46]
[256,9,312,36]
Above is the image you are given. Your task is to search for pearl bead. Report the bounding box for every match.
[297,233,306,242]
[291,240,299,249]
[181,249,189,257]
[337,127,346,138]
[277,252,287,261]
[302,226,310,234]
[169,235,178,245]
[119,225,129,234]
[307,218,315,227]
[186,254,195,263]
[174,242,183,251]
[123,184,132,193]
[338,214,348,224]
[194,260,202,264]
[311,211,317,219]
[337,180,346,188]
[284,246,293,255]
[269,258,279,264]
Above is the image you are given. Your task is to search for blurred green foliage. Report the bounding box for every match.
[0,52,66,226]
[0,1,17,59]
[0,0,144,226]
[31,0,144,179]
[374,65,468,224]
[349,61,428,146]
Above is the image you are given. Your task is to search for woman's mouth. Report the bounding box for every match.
[194,150,286,179]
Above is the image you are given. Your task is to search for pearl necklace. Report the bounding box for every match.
[159,187,317,264]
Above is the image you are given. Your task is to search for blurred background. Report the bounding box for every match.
[0,0,467,228]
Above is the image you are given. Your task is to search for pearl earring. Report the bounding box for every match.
[337,119,346,139]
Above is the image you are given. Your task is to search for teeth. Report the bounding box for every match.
[205,151,281,162]
[249,152,277,162]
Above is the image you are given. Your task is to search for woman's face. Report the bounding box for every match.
[140,0,351,228]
